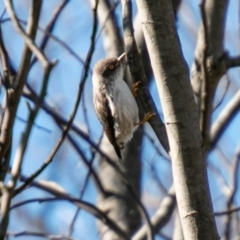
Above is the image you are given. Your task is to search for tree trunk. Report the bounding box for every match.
[135,0,219,239]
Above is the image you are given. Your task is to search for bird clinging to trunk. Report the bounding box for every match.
[92,53,154,161]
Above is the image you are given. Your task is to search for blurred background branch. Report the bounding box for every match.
[0,0,238,239]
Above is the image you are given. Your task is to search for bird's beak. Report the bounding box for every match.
[117,52,127,62]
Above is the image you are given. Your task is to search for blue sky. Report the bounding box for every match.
[0,0,239,239]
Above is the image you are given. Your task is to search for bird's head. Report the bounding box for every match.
[93,53,126,82]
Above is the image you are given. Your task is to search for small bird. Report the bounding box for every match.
[92,53,155,161]
[92,53,139,161]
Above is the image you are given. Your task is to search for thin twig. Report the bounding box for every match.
[224,145,240,239]
[5,0,56,188]
[30,0,70,67]
[7,232,75,240]
[13,0,100,196]
[212,75,230,112]
[22,81,154,236]
[144,131,170,162]
[22,86,123,174]
[208,163,230,197]
[1,17,85,66]
[1,0,44,237]
[0,14,16,182]
[67,133,103,237]
[226,55,240,68]
[132,186,176,240]
[10,62,55,183]
[7,231,77,240]
[210,89,240,148]
[215,206,240,216]
[66,132,106,194]
[4,0,49,67]
[95,0,120,43]
[4,11,56,240]
[13,179,130,240]
[0,21,12,86]
[148,161,168,194]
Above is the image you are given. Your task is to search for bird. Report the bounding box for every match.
[92,53,155,161]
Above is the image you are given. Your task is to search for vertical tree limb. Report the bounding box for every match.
[191,0,229,147]
[91,0,123,57]
[121,0,170,154]
[0,0,44,237]
[135,0,219,239]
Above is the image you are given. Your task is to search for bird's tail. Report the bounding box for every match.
[113,144,122,162]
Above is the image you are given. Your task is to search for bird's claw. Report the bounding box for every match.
[135,112,156,126]
[132,81,142,97]
[144,112,156,122]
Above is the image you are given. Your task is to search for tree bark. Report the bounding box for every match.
[135,0,219,239]
[191,0,229,146]
[97,133,142,239]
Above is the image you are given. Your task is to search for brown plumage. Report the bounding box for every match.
[92,53,139,161]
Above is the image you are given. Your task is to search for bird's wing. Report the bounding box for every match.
[94,93,122,161]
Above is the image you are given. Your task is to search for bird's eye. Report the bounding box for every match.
[108,64,115,70]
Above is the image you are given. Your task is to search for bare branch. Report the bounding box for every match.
[1,17,85,65]
[224,145,240,240]
[121,0,170,155]
[0,0,43,177]
[7,231,77,240]
[191,0,229,147]
[1,0,44,236]
[13,0,99,196]
[199,0,211,140]
[208,163,231,197]
[215,206,240,216]
[30,0,70,67]
[91,0,123,56]
[4,0,49,67]
[93,2,146,238]
[212,76,230,112]
[132,186,176,240]
[226,55,240,68]
[22,78,153,240]
[210,90,240,148]
[22,86,124,171]
[11,180,130,240]
[67,134,103,237]
[9,62,55,186]
[0,23,14,86]
[0,16,15,182]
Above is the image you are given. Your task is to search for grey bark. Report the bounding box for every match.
[121,0,170,154]
[173,210,184,240]
[210,90,240,149]
[191,0,229,146]
[97,133,142,239]
[135,0,219,239]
